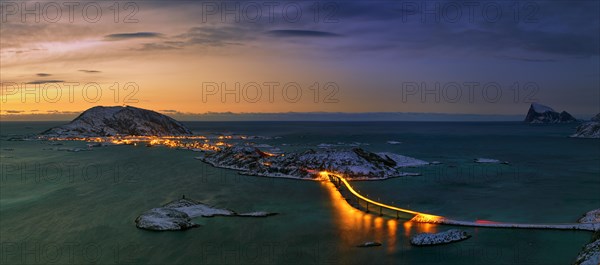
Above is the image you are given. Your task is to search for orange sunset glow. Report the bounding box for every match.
[2,1,597,121]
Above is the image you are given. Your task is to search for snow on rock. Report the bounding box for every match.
[573,233,600,265]
[572,122,600,138]
[524,103,578,123]
[410,229,471,246]
[41,105,192,137]
[162,198,235,217]
[387,141,401,145]
[317,142,368,148]
[135,208,199,231]
[44,147,92,152]
[397,172,422,177]
[377,152,429,167]
[253,144,273,148]
[531,102,555,113]
[238,211,278,217]
[135,198,276,231]
[198,147,429,180]
[579,209,600,224]
[356,241,382,247]
[474,158,509,164]
[317,143,336,148]
[571,114,600,138]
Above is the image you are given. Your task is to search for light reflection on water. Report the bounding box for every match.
[320,180,441,253]
[0,122,595,264]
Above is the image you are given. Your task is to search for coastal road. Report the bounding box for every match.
[324,172,599,232]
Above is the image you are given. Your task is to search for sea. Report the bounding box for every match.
[0,121,598,265]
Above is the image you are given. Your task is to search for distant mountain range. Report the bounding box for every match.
[35,104,599,139]
[5,107,597,122]
[41,106,192,137]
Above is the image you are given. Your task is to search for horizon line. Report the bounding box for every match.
[2,111,597,122]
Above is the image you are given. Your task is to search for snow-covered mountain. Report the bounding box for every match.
[197,146,428,180]
[571,113,600,139]
[41,106,192,137]
[523,103,577,123]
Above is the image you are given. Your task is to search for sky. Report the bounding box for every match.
[1,0,598,121]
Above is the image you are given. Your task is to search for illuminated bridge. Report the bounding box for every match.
[323,172,599,232]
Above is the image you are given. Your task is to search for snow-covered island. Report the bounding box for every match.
[41,105,193,137]
[578,209,600,224]
[474,158,509,164]
[574,232,600,265]
[196,146,429,180]
[410,229,471,246]
[135,198,277,231]
[523,103,578,123]
[571,113,600,139]
[573,208,600,265]
[573,209,600,265]
[356,241,382,247]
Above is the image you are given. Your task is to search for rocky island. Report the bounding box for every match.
[196,146,429,180]
[474,158,509,164]
[573,209,600,265]
[523,103,577,123]
[41,106,193,137]
[410,229,471,246]
[135,198,277,231]
[571,113,600,139]
[356,241,382,248]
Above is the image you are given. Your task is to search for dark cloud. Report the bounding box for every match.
[370,1,598,58]
[79,70,101,74]
[5,48,47,54]
[104,32,163,41]
[177,26,251,47]
[5,110,24,114]
[95,2,599,57]
[136,43,183,51]
[27,80,64,85]
[36,73,51,77]
[136,27,340,52]
[135,26,253,51]
[266,30,341,38]
[26,80,65,85]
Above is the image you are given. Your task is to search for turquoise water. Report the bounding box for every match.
[0,121,598,264]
